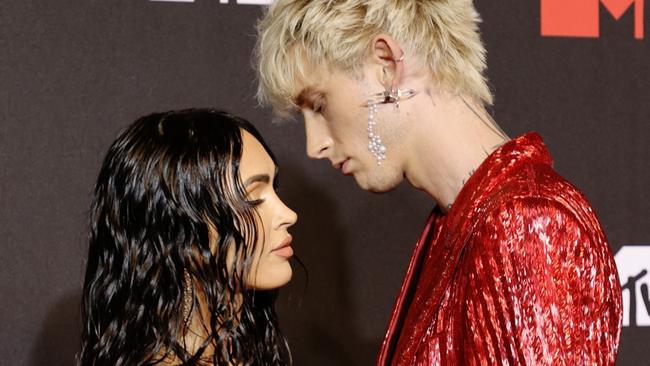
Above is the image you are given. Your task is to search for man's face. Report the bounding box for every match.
[297,66,406,193]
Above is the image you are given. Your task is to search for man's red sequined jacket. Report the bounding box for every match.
[377,133,622,365]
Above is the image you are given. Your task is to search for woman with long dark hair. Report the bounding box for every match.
[78,109,297,365]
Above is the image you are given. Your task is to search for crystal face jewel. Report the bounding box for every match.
[367,102,386,165]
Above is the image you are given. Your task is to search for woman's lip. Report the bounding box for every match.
[272,235,293,252]
[272,245,294,258]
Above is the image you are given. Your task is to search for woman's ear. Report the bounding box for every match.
[370,34,405,92]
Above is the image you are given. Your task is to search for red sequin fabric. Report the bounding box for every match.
[377,133,622,365]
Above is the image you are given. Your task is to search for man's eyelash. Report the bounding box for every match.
[313,100,326,112]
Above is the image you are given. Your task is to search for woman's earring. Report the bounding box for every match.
[367,101,386,165]
[182,270,194,327]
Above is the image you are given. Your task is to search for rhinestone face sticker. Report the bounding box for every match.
[367,102,386,164]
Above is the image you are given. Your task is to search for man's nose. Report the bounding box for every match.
[304,113,333,159]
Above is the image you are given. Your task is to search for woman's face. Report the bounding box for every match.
[237,130,298,290]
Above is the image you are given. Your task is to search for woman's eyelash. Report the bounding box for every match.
[246,179,279,206]
[247,198,265,207]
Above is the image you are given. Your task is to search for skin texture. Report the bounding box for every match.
[238,130,298,290]
[297,35,508,207]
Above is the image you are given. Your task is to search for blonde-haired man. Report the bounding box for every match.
[256,1,622,365]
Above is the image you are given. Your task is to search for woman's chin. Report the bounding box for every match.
[249,263,293,290]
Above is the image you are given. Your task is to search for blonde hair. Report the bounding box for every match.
[255,0,492,114]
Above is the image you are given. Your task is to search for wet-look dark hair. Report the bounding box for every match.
[78,109,290,365]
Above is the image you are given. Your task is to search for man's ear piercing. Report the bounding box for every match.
[368,89,418,109]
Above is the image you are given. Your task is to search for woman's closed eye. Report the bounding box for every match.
[247,198,265,207]
[246,184,281,207]
[243,171,279,207]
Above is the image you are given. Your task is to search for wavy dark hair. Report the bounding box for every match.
[78,109,291,365]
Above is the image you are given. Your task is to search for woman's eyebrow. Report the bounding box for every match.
[243,174,270,188]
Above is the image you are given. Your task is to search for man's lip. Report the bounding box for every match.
[341,159,352,175]
[272,235,293,251]
[333,159,345,170]
[334,158,351,174]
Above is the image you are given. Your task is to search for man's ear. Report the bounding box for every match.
[370,34,405,91]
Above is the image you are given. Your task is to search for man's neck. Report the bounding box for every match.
[403,95,508,211]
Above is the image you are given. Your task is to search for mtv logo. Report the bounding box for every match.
[541,0,645,39]
[615,245,650,326]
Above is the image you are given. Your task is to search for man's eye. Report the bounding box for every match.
[313,101,326,113]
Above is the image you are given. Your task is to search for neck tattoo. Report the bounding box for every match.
[445,140,506,213]
[461,168,476,187]
[446,168,477,212]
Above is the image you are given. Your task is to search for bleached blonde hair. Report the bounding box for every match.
[255,0,492,115]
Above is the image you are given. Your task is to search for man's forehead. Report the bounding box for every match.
[292,61,336,102]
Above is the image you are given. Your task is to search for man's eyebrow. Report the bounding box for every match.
[243,174,270,188]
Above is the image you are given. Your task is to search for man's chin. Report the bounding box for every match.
[354,174,399,194]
